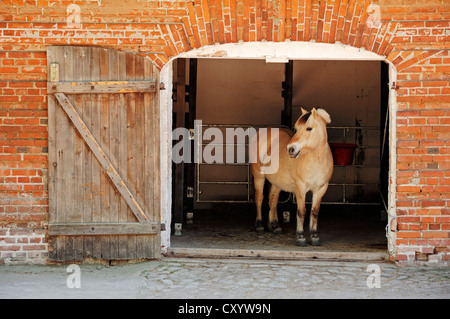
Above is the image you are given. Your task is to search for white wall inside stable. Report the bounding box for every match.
[195,58,381,204]
[159,42,398,257]
[197,59,284,125]
[292,60,381,128]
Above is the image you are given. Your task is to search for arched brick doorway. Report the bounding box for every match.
[159,41,398,260]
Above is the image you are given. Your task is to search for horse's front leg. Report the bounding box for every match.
[295,186,307,246]
[309,183,329,246]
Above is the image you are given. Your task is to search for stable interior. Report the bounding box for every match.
[170,58,389,258]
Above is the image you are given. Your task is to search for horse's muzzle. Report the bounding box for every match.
[287,145,300,158]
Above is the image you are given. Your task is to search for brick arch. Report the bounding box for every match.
[153,1,398,67]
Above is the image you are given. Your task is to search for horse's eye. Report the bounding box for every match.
[306,127,313,131]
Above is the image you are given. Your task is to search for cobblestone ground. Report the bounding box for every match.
[0,258,449,299]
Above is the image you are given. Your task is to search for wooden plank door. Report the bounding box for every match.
[47,46,161,261]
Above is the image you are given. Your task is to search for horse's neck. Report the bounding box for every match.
[316,140,329,152]
[309,140,330,160]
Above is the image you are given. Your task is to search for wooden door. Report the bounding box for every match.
[47,46,161,261]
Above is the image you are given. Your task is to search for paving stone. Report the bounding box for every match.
[0,258,449,299]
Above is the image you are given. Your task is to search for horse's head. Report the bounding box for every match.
[287,107,331,158]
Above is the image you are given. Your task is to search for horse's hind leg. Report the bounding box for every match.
[309,184,328,246]
[268,184,282,234]
[253,175,265,235]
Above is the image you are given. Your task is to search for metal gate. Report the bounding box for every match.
[325,126,381,205]
[195,123,381,206]
[195,123,290,204]
[196,124,256,203]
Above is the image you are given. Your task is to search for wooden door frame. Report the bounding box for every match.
[172,58,197,233]
[160,42,398,258]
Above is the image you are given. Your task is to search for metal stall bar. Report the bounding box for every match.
[196,124,250,203]
[195,124,291,204]
[325,126,381,205]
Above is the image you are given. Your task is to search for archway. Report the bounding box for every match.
[159,41,397,260]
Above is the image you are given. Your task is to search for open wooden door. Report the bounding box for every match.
[47,46,161,261]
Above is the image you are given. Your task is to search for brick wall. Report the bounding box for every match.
[0,0,449,265]
[0,48,48,263]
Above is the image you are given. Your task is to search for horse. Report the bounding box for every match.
[250,107,333,246]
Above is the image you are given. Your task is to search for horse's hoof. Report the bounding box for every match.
[269,222,282,234]
[256,227,264,235]
[310,237,322,246]
[255,220,264,235]
[273,227,282,234]
[296,237,307,247]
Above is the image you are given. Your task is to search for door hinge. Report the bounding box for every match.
[189,129,195,140]
[174,223,182,236]
[187,186,194,198]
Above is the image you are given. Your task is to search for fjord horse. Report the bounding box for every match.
[250,108,333,246]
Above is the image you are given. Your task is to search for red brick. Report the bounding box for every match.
[422,231,448,239]
[0,155,21,161]
[397,231,421,239]
[422,201,446,207]
[397,185,421,192]
[0,67,19,73]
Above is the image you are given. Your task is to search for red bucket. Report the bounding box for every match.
[329,143,357,166]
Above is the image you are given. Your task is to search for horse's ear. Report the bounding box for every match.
[316,108,331,124]
[300,107,308,115]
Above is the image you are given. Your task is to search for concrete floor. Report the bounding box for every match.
[170,204,389,261]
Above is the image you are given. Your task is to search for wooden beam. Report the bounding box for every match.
[174,58,186,226]
[54,92,150,224]
[48,223,158,236]
[186,58,197,216]
[188,59,197,131]
[282,60,293,128]
[48,80,156,94]
[166,247,390,262]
